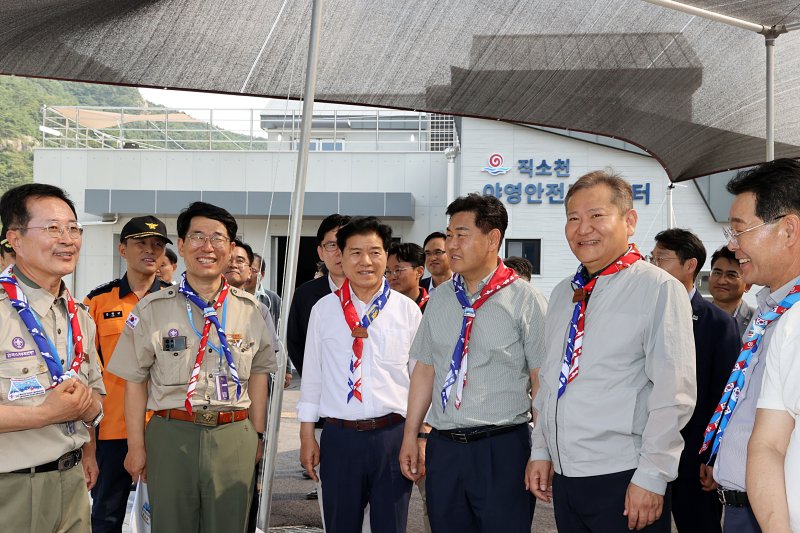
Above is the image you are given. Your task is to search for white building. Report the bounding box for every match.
[34,107,735,301]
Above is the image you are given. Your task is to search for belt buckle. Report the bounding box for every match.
[58,452,75,471]
[356,418,376,431]
[452,432,469,444]
[195,411,219,427]
[716,488,727,506]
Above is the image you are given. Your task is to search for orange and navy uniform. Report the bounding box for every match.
[83,275,168,440]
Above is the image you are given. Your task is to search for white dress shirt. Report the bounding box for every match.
[297,283,422,422]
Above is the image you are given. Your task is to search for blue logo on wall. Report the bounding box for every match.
[481,153,511,176]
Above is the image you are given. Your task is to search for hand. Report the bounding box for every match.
[82,449,99,490]
[416,437,428,478]
[525,460,554,502]
[40,378,94,424]
[255,436,265,464]
[399,434,422,481]
[284,372,292,389]
[624,483,663,530]
[300,434,320,482]
[124,445,147,483]
[699,463,718,492]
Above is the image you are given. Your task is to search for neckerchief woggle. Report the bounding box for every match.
[557,244,642,398]
[335,278,391,403]
[0,264,84,386]
[186,295,228,363]
[700,278,800,459]
[441,259,518,412]
[178,273,241,414]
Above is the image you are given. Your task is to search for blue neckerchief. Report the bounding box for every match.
[177,273,241,399]
[186,297,228,366]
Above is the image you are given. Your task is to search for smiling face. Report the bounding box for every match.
[341,231,387,298]
[709,256,747,305]
[120,236,167,278]
[727,192,785,288]
[177,216,234,284]
[225,245,251,289]
[565,184,637,273]
[424,237,450,277]
[386,253,423,299]
[446,211,500,281]
[8,196,82,288]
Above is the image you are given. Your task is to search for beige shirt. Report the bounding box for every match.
[0,276,105,472]
[108,284,277,411]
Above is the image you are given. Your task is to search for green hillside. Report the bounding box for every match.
[0,76,145,192]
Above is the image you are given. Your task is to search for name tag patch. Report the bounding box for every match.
[5,350,36,359]
[103,310,124,319]
[8,376,46,401]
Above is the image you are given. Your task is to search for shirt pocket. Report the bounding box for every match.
[153,347,193,386]
[375,331,411,366]
[0,359,50,407]
[230,343,254,381]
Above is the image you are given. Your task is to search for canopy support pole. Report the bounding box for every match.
[258,0,324,529]
[765,34,777,161]
[641,0,765,33]
[667,183,675,228]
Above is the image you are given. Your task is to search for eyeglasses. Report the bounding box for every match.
[230,256,250,266]
[424,249,446,258]
[723,215,785,246]
[320,241,339,252]
[385,266,413,277]
[709,268,742,281]
[15,223,84,240]
[186,233,229,249]
[646,254,679,267]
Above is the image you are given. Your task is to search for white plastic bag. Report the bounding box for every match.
[130,480,152,533]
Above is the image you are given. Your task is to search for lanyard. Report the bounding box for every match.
[186,297,228,366]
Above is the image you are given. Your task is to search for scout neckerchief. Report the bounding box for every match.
[178,273,241,414]
[440,259,518,412]
[416,287,429,310]
[700,278,800,458]
[0,264,84,386]
[335,278,391,403]
[557,244,642,398]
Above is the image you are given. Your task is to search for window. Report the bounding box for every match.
[505,239,541,276]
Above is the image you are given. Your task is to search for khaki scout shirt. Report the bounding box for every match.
[0,275,105,472]
[108,284,277,412]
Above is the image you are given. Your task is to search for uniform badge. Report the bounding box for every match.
[168,328,179,338]
[125,312,140,330]
[11,337,24,349]
[8,376,46,401]
[228,333,243,349]
[103,310,124,319]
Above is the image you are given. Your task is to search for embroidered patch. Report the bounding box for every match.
[11,337,25,349]
[5,349,35,359]
[8,376,46,401]
[103,310,124,319]
[125,312,140,330]
[168,328,179,338]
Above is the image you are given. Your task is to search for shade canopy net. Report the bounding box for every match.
[2,0,800,181]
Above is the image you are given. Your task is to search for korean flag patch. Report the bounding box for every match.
[125,312,140,330]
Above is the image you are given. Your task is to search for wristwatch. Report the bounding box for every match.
[82,405,104,428]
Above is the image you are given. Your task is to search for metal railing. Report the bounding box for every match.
[40,106,457,152]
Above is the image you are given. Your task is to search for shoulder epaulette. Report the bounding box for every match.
[228,286,259,307]
[137,285,179,308]
[85,278,122,300]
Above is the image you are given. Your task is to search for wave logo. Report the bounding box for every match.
[481,153,511,175]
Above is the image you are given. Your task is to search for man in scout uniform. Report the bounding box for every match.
[109,202,278,533]
[0,183,105,532]
[83,215,171,533]
[400,193,548,532]
[298,216,422,533]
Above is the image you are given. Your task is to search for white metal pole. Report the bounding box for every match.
[258,0,324,529]
[641,0,764,33]
[667,184,675,229]
[766,35,776,161]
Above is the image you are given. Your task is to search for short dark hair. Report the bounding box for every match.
[253,253,266,276]
[165,247,178,265]
[234,239,254,264]
[388,242,425,268]
[726,158,800,221]
[565,170,633,215]
[710,246,737,268]
[336,216,393,251]
[316,214,352,246]
[0,183,78,233]
[423,231,446,247]
[176,202,237,241]
[446,193,508,241]
[654,228,707,280]
[504,256,533,281]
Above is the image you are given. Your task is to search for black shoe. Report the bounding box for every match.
[306,488,318,500]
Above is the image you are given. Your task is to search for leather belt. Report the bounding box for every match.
[325,413,404,431]
[436,424,523,444]
[10,448,83,474]
[155,408,249,427]
[717,488,750,508]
